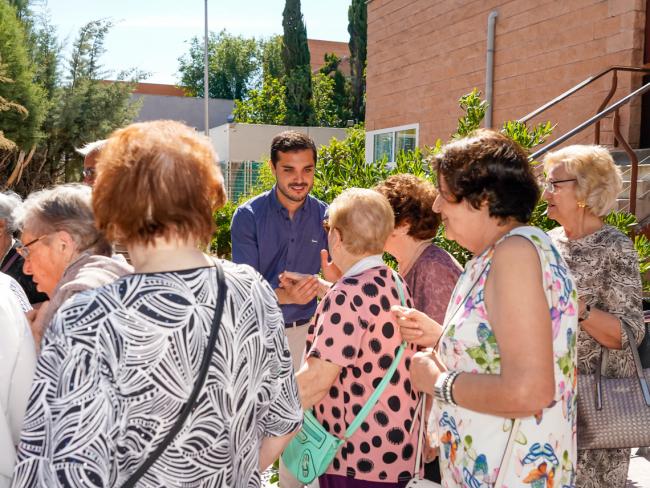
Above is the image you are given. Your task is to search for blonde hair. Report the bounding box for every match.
[543,145,622,217]
[328,188,394,255]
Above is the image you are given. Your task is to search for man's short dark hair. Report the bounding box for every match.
[435,129,540,223]
[270,131,317,166]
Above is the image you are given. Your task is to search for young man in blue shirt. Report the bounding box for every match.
[231,131,333,369]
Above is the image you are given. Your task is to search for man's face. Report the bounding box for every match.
[271,149,315,204]
[83,151,99,186]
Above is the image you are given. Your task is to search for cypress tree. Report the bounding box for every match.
[282,0,313,125]
[348,0,367,122]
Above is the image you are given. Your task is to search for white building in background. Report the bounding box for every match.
[210,122,347,201]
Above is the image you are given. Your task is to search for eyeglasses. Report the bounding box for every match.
[543,178,577,193]
[16,234,50,258]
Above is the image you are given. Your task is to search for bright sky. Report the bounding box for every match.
[38,0,353,84]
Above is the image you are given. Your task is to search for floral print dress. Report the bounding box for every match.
[429,226,578,488]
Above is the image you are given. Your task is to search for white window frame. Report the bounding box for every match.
[365,123,419,164]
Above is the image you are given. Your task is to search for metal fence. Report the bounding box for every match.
[220,161,265,202]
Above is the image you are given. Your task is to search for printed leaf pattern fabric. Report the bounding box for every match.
[11,261,302,488]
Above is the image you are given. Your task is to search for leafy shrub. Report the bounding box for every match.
[214,89,650,292]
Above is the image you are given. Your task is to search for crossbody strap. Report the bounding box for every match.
[344,270,407,439]
[122,263,227,487]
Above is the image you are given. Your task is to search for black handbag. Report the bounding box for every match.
[577,322,650,450]
[122,263,227,487]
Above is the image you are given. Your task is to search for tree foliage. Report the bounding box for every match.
[1,12,142,192]
[178,30,259,100]
[0,0,46,149]
[282,0,313,125]
[233,76,287,125]
[348,0,367,122]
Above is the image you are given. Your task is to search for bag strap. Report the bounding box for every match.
[1,249,19,273]
[596,322,650,408]
[122,263,227,487]
[344,270,407,439]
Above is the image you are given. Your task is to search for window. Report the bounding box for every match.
[366,124,419,163]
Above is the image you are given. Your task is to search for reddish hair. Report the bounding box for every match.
[93,120,226,245]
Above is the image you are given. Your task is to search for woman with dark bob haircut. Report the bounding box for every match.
[12,120,303,487]
[394,130,578,487]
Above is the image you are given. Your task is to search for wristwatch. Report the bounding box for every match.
[578,303,591,323]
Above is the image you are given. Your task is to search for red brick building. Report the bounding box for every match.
[365,0,649,162]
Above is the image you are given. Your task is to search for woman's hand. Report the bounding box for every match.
[392,305,443,347]
[409,349,444,396]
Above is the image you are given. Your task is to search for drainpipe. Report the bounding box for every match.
[485,10,498,128]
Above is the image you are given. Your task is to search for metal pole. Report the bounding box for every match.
[204,0,209,136]
[484,10,498,128]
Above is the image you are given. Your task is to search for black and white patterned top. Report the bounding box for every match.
[11,260,302,487]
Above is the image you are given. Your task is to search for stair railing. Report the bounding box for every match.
[519,66,650,216]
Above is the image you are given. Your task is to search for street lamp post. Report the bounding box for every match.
[204,0,209,136]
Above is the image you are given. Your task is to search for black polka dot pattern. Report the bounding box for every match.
[304,266,419,482]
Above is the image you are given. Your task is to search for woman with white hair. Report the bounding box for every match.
[0,192,47,306]
[13,184,132,348]
[543,145,644,488]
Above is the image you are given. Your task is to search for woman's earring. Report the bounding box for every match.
[577,201,587,208]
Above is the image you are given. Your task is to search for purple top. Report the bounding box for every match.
[403,244,462,323]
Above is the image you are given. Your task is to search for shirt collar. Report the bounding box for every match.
[344,254,385,277]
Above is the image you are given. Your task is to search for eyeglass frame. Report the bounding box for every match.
[543,178,577,193]
[322,219,343,241]
[16,233,51,258]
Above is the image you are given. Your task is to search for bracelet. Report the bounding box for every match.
[578,303,591,323]
[434,370,461,406]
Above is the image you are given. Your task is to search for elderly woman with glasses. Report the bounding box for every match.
[13,184,132,348]
[296,188,419,488]
[542,145,643,488]
[397,130,578,487]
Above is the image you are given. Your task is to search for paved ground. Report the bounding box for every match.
[627,448,650,487]
[265,449,650,487]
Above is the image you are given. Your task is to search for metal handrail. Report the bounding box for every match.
[518,66,650,124]
[523,66,650,216]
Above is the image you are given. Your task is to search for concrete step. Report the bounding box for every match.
[617,196,650,221]
[618,164,650,180]
[619,179,650,199]
[610,148,650,166]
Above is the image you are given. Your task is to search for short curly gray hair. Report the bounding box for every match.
[0,191,22,234]
[543,145,622,217]
[13,184,111,255]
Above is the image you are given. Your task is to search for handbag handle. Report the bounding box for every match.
[595,321,650,409]
[344,270,407,439]
[122,263,227,487]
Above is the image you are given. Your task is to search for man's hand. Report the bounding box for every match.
[276,274,319,305]
[320,249,342,283]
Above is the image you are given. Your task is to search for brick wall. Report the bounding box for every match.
[366,0,647,150]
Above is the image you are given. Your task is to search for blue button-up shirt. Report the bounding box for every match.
[231,186,328,325]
